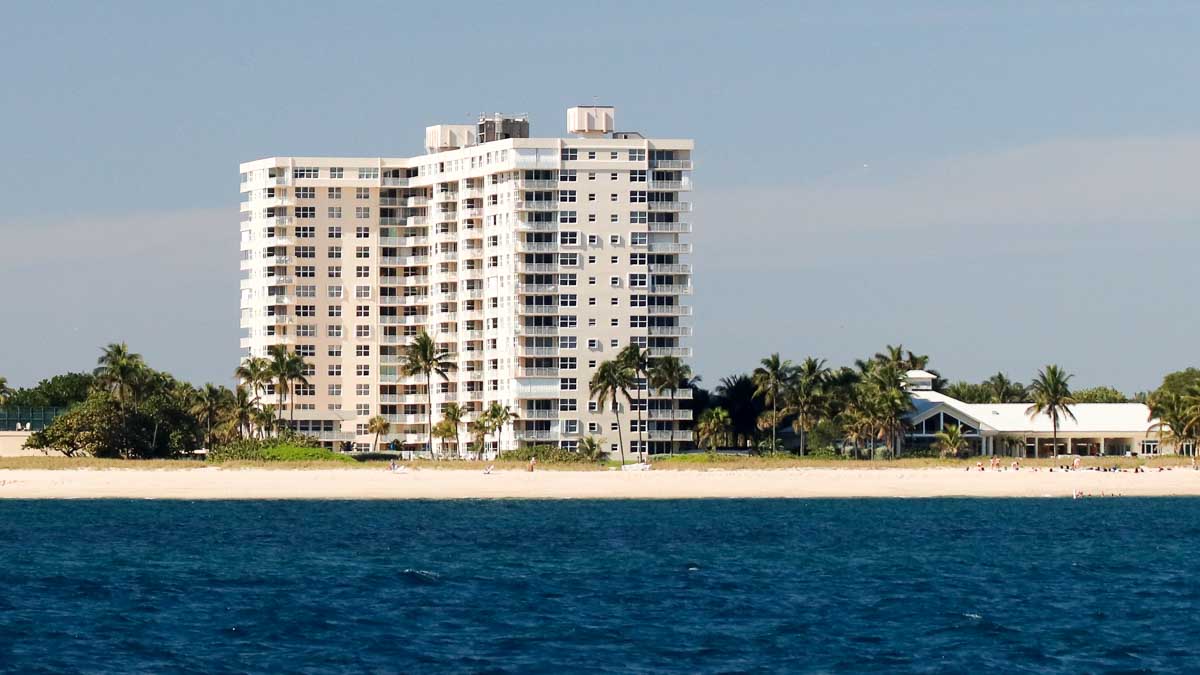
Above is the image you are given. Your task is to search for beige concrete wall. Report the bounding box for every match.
[0,432,43,457]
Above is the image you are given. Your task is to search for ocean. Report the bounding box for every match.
[1,498,1198,673]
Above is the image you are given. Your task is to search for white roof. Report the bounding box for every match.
[906,370,938,380]
[909,390,1157,434]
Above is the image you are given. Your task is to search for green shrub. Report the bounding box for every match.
[499,445,593,463]
[207,437,348,463]
[260,445,356,463]
[804,446,844,459]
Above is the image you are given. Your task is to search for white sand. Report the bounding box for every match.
[0,467,1196,499]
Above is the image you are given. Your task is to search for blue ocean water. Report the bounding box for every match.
[1,499,1199,673]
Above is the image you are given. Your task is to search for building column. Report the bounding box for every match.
[1100,438,1106,456]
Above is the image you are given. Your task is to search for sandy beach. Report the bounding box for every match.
[0,466,1197,499]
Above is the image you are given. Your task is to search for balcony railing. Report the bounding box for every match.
[517,221,558,231]
[384,414,426,425]
[519,305,559,315]
[647,347,692,358]
[515,430,556,441]
[517,241,558,253]
[647,305,693,316]
[648,326,692,337]
[518,325,558,336]
[649,285,693,295]
[266,275,294,285]
[406,196,429,207]
[651,160,693,169]
[379,315,428,325]
[434,192,459,202]
[522,410,559,420]
[649,263,691,274]
[380,256,430,266]
[380,236,429,247]
[648,179,693,191]
[380,335,416,345]
[519,263,558,273]
[379,394,424,404]
[648,243,692,254]
[519,179,558,189]
[380,295,430,305]
[515,201,558,211]
[381,177,409,187]
[267,295,293,305]
[520,347,559,357]
[517,283,558,293]
[648,409,694,420]
[648,222,691,233]
[380,275,429,286]
[646,201,692,212]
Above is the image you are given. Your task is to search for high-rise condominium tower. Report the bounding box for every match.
[238,106,693,457]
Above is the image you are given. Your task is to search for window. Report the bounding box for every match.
[328,285,343,298]
[609,338,619,347]
[296,285,316,298]
[560,190,576,203]
[630,315,647,328]
[328,345,342,357]
[560,169,576,181]
[587,255,596,264]
[357,168,379,179]
[610,172,618,181]
[293,167,318,179]
[561,149,578,161]
[328,364,342,376]
[631,232,648,246]
[356,364,371,376]
[560,398,577,412]
[610,318,619,326]
[588,193,596,202]
[630,253,646,265]
[326,266,340,278]
[629,191,647,203]
[356,187,370,199]
[610,214,619,223]
[356,266,369,278]
[296,187,315,199]
[630,294,647,307]
[356,345,371,357]
[588,234,599,246]
[610,256,619,264]
[610,276,621,287]
[587,151,596,160]
[610,234,621,246]
[294,384,315,397]
[356,305,370,317]
[355,285,371,298]
[295,344,315,357]
[610,297,619,305]
[563,420,579,434]
[559,294,577,307]
[328,246,342,259]
[610,151,619,160]
[588,297,596,306]
[629,149,645,161]
[328,226,342,238]
[559,211,577,224]
[560,273,577,286]
[296,206,316,218]
[356,246,370,258]
[559,357,577,370]
[610,193,618,202]
[589,214,597,222]
[355,226,369,238]
[328,305,342,317]
[560,253,578,266]
[356,325,370,338]
[329,384,342,396]
[559,315,577,328]
[327,325,343,338]
[629,274,647,287]
[296,225,315,238]
[356,404,370,416]
[296,324,315,337]
[587,172,596,180]
[559,336,577,349]
[295,246,315,258]
[560,231,578,246]
[296,265,315,278]
[560,378,577,391]
[327,187,342,199]
[588,339,599,349]
[330,167,344,179]
[630,212,648,224]
[630,170,646,182]
[355,207,370,219]
[356,384,370,396]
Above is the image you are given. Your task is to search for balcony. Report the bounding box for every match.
[405,216,428,226]
[384,414,426,425]
[522,410,559,420]
[313,431,356,442]
[263,255,292,265]
[519,305,558,315]
[382,177,409,187]
[517,221,558,231]
[517,367,560,378]
[378,197,403,207]
[379,315,428,325]
[515,430,556,442]
[520,346,559,357]
[265,275,294,285]
[434,192,459,202]
[648,347,692,358]
[272,175,291,186]
[380,236,429,247]
[460,330,484,340]
[269,216,294,226]
[461,289,484,300]
[515,200,557,211]
[651,159,693,170]
[406,196,429,207]
[380,394,424,404]
[460,188,484,199]
[380,295,429,305]
[646,202,692,212]
[459,208,482,219]
[649,263,691,274]
[518,325,558,336]
[517,283,558,293]
[648,409,694,421]
[380,255,430,266]
[648,178,693,191]
[519,179,558,190]
[269,315,292,324]
[647,305,693,316]
[433,250,459,261]
[648,243,692,254]
[648,222,691,233]
[649,285,693,295]
[648,326,692,337]
[267,295,293,305]
[380,334,416,345]
[519,263,558,273]
[674,388,694,400]
[517,241,558,253]
[265,236,293,247]
[380,275,429,286]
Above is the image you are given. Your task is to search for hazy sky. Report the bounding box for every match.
[1,2,1197,393]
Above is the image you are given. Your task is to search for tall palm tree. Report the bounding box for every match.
[401,331,455,459]
[367,415,391,453]
[590,359,634,465]
[468,416,491,460]
[1148,388,1199,455]
[485,402,519,457]
[190,384,230,449]
[752,354,795,456]
[266,345,302,426]
[934,424,968,459]
[647,356,695,455]
[859,360,913,458]
[578,435,606,462]
[714,374,760,448]
[1026,365,1077,459]
[254,405,278,439]
[697,407,731,453]
[788,357,830,455]
[234,356,272,404]
[441,402,466,458]
[618,345,650,462]
[983,372,1027,403]
[94,342,147,411]
[231,386,255,439]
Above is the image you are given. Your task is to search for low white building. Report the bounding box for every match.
[902,371,1189,457]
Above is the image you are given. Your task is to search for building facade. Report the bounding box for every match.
[239,106,694,455]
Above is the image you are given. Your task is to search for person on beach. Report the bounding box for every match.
[1073,456,1081,471]
[528,457,537,472]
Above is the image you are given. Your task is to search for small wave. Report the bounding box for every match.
[962,612,982,620]
[399,568,441,585]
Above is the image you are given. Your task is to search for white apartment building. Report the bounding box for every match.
[239,106,694,456]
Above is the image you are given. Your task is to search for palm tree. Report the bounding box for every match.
[1026,365,1077,459]
[401,331,455,459]
[190,384,230,449]
[254,405,278,439]
[578,435,607,462]
[618,345,650,462]
[934,424,968,459]
[714,374,761,448]
[231,386,255,439]
[484,402,518,457]
[647,356,695,455]
[441,402,467,458]
[983,372,1027,403]
[753,354,794,456]
[432,419,457,457]
[697,407,732,453]
[94,342,147,410]
[590,359,635,465]
[234,356,272,404]
[0,376,11,407]
[859,360,913,458]
[468,416,491,460]
[367,415,391,453]
[1148,388,1199,455]
[788,357,830,455]
[266,345,309,428]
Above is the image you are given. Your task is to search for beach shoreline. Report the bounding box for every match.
[0,466,1197,500]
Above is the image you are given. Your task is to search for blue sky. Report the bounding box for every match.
[1,1,1197,392]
